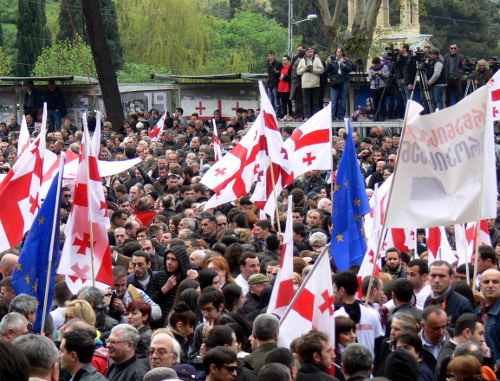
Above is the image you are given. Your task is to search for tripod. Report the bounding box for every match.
[464,74,477,96]
[410,61,433,113]
[373,61,407,121]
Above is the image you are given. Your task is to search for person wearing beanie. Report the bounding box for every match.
[147,245,192,327]
[385,348,420,381]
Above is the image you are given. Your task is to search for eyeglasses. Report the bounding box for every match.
[148,348,170,356]
[106,339,130,346]
[63,194,71,198]
[449,47,457,50]
[220,366,239,373]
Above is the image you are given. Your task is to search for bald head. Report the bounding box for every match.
[480,269,500,302]
[0,254,18,277]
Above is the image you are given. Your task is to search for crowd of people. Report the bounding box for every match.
[267,43,495,122]
[0,85,498,381]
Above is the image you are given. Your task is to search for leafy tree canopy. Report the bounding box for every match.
[31,37,97,78]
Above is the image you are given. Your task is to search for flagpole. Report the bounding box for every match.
[268,159,282,234]
[40,153,65,335]
[279,244,330,324]
[364,98,414,306]
[329,103,334,199]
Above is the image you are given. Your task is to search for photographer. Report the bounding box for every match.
[397,44,416,102]
[369,57,389,121]
[473,59,492,87]
[296,47,325,120]
[426,48,446,112]
[327,47,353,121]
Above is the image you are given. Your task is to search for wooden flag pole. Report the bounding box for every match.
[269,158,282,234]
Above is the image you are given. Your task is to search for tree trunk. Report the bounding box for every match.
[317,0,383,65]
[81,0,123,131]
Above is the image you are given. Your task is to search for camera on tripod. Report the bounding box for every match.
[462,57,477,75]
[412,48,427,70]
[384,44,399,63]
[489,56,500,74]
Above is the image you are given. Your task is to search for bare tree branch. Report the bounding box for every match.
[331,0,344,28]
[317,0,332,27]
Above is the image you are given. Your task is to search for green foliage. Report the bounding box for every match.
[206,11,296,73]
[0,46,13,75]
[116,62,171,83]
[420,0,499,59]
[16,0,52,76]
[57,0,85,42]
[57,0,123,70]
[31,37,97,78]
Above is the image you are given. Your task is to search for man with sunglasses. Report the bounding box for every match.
[444,43,464,107]
[204,347,239,381]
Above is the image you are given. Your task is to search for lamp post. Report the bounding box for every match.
[288,1,318,57]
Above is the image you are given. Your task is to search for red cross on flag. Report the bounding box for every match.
[284,103,332,179]
[58,113,113,294]
[149,112,166,141]
[278,247,336,349]
[250,82,293,221]
[455,220,491,266]
[489,69,500,121]
[426,226,456,266]
[212,119,223,162]
[0,104,47,251]
[267,197,295,317]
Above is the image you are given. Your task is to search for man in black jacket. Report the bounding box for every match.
[267,50,282,116]
[296,330,338,381]
[147,245,190,327]
[45,80,66,131]
[60,330,108,381]
[444,43,464,107]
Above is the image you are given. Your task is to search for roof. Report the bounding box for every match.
[0,75,99,84]
[151,73,267,82]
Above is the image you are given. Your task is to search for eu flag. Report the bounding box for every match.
[331,122,370,271]
[12,172,62,333]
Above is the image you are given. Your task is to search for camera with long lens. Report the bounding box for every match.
[384,44,399,63]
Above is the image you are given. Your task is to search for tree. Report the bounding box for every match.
[58,0,123,70]
[115,0,212,74]
[229,0,242,19]
[82,0,123,131]
[16,0,51,76]
[317,0,383,62]
[0,46,13,75]
[31,38,96,77]
[420,0,498,59]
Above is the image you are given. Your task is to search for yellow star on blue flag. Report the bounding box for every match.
[331,122,370,271]
[11,172,62,333]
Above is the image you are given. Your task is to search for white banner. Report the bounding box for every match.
[385,86,496,228]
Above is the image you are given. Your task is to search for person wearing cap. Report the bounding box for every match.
[237,274,270,317]
[147,245,191,327]
[306,192,319,210]
[296,47,325,120]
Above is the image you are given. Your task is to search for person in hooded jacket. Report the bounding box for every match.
[147,245,191,327]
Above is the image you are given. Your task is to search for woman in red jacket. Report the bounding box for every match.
[278,55,293,121]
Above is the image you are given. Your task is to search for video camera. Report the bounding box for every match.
[462,57,478,75]
[489,56,500,74]
[413,48,426,70]
[384,44,399,63]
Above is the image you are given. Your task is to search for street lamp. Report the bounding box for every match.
[288,0,318,56]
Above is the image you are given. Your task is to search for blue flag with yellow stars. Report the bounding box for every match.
[12,172,62,333]
[331,122,370,271]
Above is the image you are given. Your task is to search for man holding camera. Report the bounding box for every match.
[397,44,416,103]
[296,47,325,120]
[444,43,464,107]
